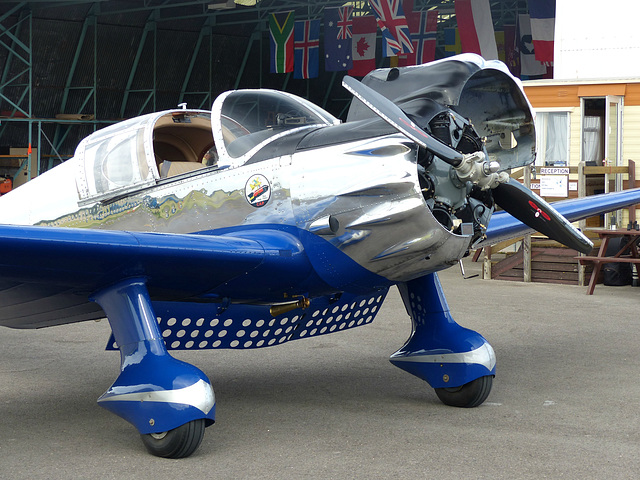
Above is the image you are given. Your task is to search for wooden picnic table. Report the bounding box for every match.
[577,229,640,294]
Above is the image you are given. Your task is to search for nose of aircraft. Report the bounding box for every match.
[343,75,592,255]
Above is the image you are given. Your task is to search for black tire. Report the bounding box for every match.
[140,419,206,458]
[434,375,493,408]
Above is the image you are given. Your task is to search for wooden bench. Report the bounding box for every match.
[576,229,640,294]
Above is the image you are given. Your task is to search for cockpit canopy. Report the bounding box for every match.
[74,110,212,204]
[74,89,338,204]
[212,89,339,166]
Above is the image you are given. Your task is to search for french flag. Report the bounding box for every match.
[455,0,498,60]
[529,0,555,64]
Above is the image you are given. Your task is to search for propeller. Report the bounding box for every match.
[492,179,593,254]
[342,75,594,254]
[342,75,463,167]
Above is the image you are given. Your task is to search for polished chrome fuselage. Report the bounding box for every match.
[0,130,471,285]
[0,54,544,292]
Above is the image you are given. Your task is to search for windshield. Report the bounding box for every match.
[75,110,211,203]
[212,89,338,165]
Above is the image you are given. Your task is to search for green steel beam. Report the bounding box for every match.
[0,0,532,176]
[232,3,274,90]
[51,88,95,164]
[59,8,96,115]
[322,71,337,110]
[52,7,97,159]
[233,30,260,90]
[0,4,33,180]
[120,10,158,118]
[0,3,31,61]
[179,16,214,109]
[0,6,31,118]
[27,11,33,179]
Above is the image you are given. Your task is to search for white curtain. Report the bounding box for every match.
[536,112,569,166]
[582,116,602,164]
[544,113,569,165]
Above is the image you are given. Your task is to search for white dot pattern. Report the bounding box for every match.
[106,290,388,351]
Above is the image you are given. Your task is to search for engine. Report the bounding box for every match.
[415,109,497,245]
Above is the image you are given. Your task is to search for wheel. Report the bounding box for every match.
[140,419,206,458]
[434,375,493,408]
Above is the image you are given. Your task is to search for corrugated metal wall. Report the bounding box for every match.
[0,3,254,159]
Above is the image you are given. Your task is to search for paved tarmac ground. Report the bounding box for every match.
[1,258,639,479]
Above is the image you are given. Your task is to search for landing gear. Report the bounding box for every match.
[141,419,206,458]
[434,375,493,408]
[390,273,496,407]
[91,278,215,458]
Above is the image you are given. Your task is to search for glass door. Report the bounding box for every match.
[605,95,623,227]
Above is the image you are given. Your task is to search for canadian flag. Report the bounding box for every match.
[348,15,377,77]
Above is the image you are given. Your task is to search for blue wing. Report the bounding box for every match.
[479,188,640,247]
[0,224,311,329]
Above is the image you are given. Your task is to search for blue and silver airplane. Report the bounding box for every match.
[1,54,638,458]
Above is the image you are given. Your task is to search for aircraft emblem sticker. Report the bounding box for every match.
[528,200,551,221]
[245,174,271,207]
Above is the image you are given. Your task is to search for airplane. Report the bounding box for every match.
[1,53,639,458]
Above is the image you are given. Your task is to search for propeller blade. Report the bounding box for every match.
[342,75,464,167]
[492,178,593,254]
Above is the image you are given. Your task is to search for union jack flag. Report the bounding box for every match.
[336,6,353,40]
[368,0,414,56]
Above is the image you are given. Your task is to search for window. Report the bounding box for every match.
[212,89,338,166]
[535,111,570,166]
[84,128,149,196]
[76,112,158,202]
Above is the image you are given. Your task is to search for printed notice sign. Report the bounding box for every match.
[540,175,568,197]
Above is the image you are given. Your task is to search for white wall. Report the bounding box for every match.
[555,0,640,80]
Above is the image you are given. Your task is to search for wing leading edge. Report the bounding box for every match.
[0,224,311,329]
[478,188,640,248]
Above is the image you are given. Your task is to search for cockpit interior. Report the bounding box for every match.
[152,112,215,178]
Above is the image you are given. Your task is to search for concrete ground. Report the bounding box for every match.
[1,258,639,479]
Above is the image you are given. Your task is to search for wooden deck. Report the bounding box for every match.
[477,240,598,286]
[492,246,594,285]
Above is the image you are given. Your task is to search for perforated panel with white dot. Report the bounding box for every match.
[107,289,389,351]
